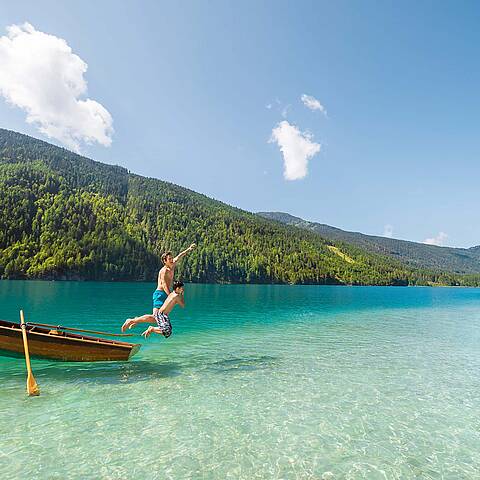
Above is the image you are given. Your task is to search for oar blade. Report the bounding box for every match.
[27,373,40,396]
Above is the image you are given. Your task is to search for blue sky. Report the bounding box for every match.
[0,1,479,247]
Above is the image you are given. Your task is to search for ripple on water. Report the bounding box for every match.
[1,283,480,478]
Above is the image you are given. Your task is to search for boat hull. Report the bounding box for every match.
[0,320,141,362]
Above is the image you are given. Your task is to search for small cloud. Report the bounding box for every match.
[266,98,289,116]
[269,120,321,181]
[0,22,113,152]
[383,224,394,238]
[281,104,290,119]
[301,94,327,116]
[423,232,448,246]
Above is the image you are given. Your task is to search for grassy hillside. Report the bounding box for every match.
[258,212,480,275]
[1,128,479,286]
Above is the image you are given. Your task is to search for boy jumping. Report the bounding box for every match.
[154,244,195,307]
[121,244,195,332]
[123,281,186,339]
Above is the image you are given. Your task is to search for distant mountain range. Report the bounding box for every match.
[257,212,480,275]
[0,128,479,286]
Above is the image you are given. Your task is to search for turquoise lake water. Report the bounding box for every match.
[1,281,480,479]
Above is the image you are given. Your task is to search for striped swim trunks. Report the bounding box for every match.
[154,311,172,338]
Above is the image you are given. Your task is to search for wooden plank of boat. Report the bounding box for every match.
[0,320,141,362]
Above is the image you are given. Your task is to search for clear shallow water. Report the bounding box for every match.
[1,282,480,479]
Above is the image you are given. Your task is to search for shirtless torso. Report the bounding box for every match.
[158,265,174,295]
[159,290,184,315]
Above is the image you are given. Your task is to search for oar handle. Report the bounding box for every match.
[20,310,40,396]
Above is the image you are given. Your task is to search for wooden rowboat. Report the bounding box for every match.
[0,319,141,362]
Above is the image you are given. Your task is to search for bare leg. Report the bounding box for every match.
[121,313,156,332]
[142,326,164,338]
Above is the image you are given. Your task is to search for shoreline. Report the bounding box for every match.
[1,278,479,288]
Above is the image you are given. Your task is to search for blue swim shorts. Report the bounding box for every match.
[152,289,168,308]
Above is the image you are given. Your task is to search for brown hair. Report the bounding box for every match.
[161,251,173,264]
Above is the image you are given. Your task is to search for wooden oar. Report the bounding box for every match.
[27,322,134,337]
[19,310,40,396]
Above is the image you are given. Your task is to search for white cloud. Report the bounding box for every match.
[423,232,448,246]
[269,120,321,180]
[281,104,290,119]
[383,224,394,238]
[0,22,113,152]
[301,94,327,116]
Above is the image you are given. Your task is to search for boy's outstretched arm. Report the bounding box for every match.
[173,243,196,263]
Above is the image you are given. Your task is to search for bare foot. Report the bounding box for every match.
[142,326,153,339]
[121,318,134,333]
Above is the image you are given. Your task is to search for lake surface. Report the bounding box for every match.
[1,281,480,479]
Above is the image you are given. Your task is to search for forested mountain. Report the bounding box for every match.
[258,212,480,274]
[1,128,479,286]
